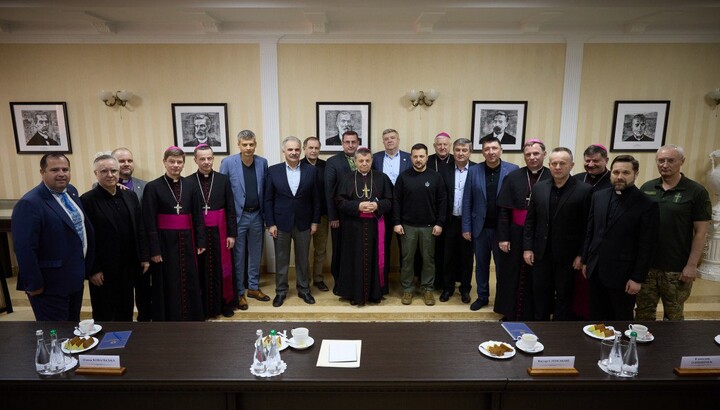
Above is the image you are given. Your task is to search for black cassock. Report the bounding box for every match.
[188,170,237,318]
[143,175,206,321]
[495,166,550,321]
[335,171,393,305]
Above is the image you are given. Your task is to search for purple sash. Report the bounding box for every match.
[512,209,528,226]
[359,212,385,287]
[157,214,192,230]
[204,209,233,304]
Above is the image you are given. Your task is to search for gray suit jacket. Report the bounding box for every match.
[219,154,268,222]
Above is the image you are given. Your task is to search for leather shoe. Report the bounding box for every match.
[439,290,453,302]
[272,294,286,307]
[247,288,271,301]
[461,292,471,304]
[222,307,235,318]
[314,281,329,292]
[237,295,248,311]
[470,298,488,311]
[423,291,435,306]
[299,293,316,304]
[401,292,413,305]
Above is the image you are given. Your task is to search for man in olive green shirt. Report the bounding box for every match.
[636,145,711,320]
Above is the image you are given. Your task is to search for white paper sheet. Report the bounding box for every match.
[316,339,362,368]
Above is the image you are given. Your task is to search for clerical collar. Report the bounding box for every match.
[120,178,131,183]
[164,174,181,183]
[528,167,542,174]
[196,138,208,144]
[200,170,213,178]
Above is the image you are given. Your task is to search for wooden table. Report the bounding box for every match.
[1,321,718,410]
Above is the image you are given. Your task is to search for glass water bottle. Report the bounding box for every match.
[252,329,267,374]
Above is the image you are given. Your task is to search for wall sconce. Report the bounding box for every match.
[406,89,439,107]
[99,90,134,107]
[708,88,720,107]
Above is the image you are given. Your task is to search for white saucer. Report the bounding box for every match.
[74,324,102,336]
[714,335,720,345]
[478,341,516,359]
[515,340,544,354]
[288,336,315,349]
[624,329,654,343]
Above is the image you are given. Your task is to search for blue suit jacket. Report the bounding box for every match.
[219,154,268,222]
[264,162,321,232]
[12,183,95,295]
[372,150,412,182]
[461,161,519,237]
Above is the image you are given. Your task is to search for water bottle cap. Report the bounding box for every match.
[49,329,57,336]
[269,329,277,336]
[36,329,43,336]
[630,331,637,337]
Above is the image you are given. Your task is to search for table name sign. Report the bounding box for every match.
[527,356,579,377]
[76,355,126,376]
[674,356,720,377]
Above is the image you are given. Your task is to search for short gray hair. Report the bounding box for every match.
[237,130,255,141]
[282,136,302,149]
[453,138,471,148]
[658,144,685,159]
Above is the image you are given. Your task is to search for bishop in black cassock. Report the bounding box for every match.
[188,146,237,318]
[496,159,550,321]
[335,153,393,306]
[143,148,207,321]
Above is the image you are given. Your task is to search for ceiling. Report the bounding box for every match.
[0,0,719,43]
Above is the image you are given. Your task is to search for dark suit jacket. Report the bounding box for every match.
[461,161,519,237]
[439,161,476,221]
[325,153,354,221]
[583,186,659,288]
[483,132,516,145]
[27,132,59,146]
[12,183,95,295]
[301,157,327,216]
[264,162,321,232]
[80,185,149,277]
[372,150,411,177]
[523,177,592,262]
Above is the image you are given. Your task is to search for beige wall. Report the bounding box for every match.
[1,42,718,200]
[577,43,720,186]
[0,44,262,199]
[278,43,566,165]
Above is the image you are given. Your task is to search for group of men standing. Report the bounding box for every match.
[12,127,711,323]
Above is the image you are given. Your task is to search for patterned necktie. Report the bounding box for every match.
[59,192,85,249]
[346,155,356,171]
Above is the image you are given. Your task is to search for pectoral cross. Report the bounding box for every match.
[362,184,370,198]
[174,203,183,214]
[673,193,682,203]
[203,204,211,215]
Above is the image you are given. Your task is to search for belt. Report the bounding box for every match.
[243,206,259,212]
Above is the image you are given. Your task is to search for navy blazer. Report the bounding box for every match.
[219,154,268,221]
[372,150,412,182]
[12,183,95,295]
[461,160,519,237]
[264,162,321,232]
[583,186,659,287]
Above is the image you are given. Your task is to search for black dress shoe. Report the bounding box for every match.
[272,294,286,307]
[439,290,453,302]
[460,292,471,304]
[470,298,489,311]
[314,281,329,292]
[332,288,340,296]
[222,307,235,318]
[300,293,316,304]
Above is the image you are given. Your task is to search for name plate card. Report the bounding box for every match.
[679,356,720,369]
[532,356,575,369]
[79,355,121,368]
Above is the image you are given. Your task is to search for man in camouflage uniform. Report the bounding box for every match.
[636,145,711,320]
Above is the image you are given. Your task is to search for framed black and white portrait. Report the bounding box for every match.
[610,100,670,152]
[172,103,230,155]
[11,102,72,154]
[316,102,371,153]
[471,101,527,152]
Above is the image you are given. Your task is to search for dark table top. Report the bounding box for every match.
[1,321,719,391]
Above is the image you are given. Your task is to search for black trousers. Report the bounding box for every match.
[588,273,636,321]
[532,252,575,321]
[442,216,474,294]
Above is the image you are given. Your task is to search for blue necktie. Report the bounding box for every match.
[59,192,85,250]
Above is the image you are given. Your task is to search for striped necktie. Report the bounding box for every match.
[58,192,85,249]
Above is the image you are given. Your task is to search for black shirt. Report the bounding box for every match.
[242,160,259,210]
[484,163,501,229]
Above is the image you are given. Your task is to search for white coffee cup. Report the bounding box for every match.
[79,319,94,335]
[628,324,648,339]
[517,333,538,350]
[291,327,309,346]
